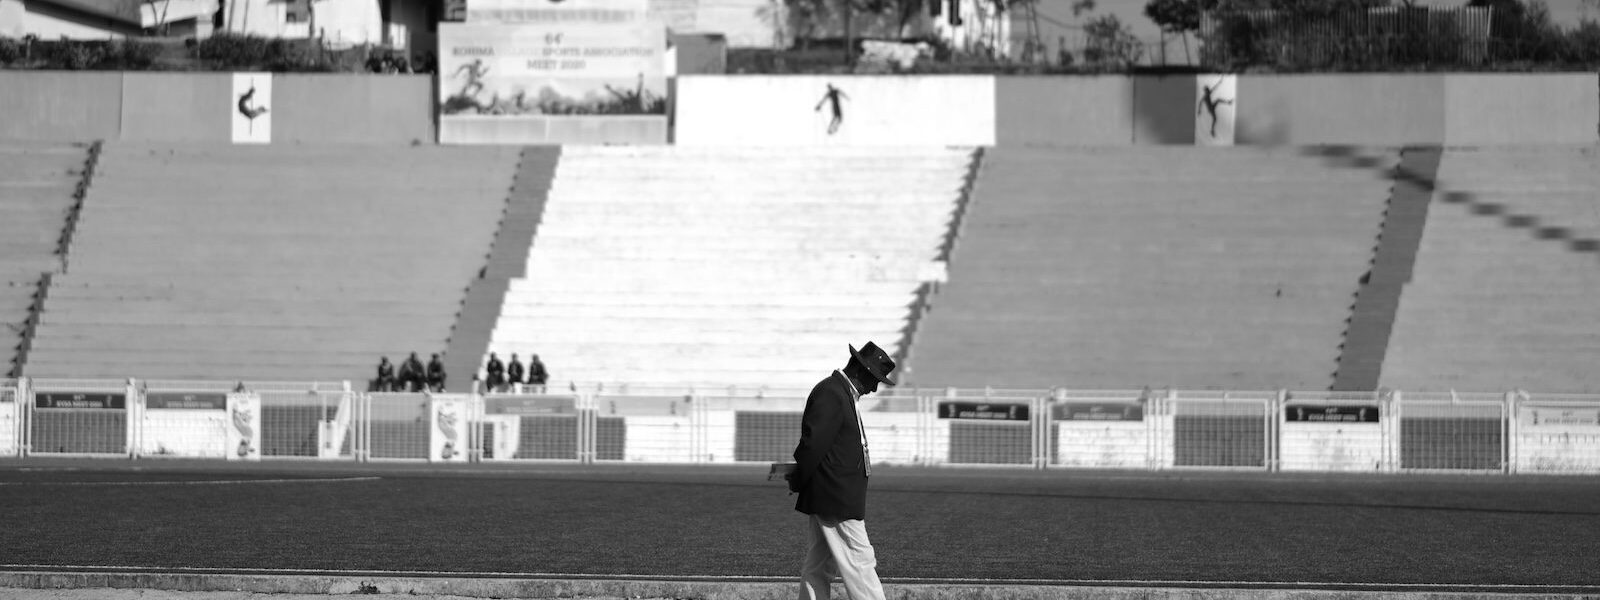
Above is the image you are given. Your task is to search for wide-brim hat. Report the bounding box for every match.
[848,342,897,386]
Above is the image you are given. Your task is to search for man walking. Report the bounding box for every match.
[788,342,897,600]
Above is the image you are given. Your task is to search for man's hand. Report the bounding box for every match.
[786,471,801,494]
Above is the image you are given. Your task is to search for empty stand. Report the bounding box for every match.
[483,146,972,390]
[1382,146,1600,393]
[0,142,87,376]
[24,143,520,383]
[909,146,1398,390]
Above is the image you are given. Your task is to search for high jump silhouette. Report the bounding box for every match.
[1198,77,1234,139]
[237,84,268,135]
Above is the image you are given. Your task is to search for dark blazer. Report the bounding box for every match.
[790,371,868,520]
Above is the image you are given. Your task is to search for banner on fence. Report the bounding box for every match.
[486,395,577,415]
[1055,402,1144,421]
[939,401,1029,421]
[226,393,261,461]
[438,0,667,144]
[1285,405,1380,422]
[36,392,125,409]
[140,392,229,458]
[1281,403,1384,472]
[1515,404,1600,473]
[431,396,470,463]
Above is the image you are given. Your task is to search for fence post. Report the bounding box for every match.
[126,378,140,459]
[17,377,30,457]
[1504,390,1519,474]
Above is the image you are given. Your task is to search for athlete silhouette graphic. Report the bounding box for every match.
[454,58,489,99]
[815,83,849,135]
[237,84,268,135]
[1198,78,1234,139]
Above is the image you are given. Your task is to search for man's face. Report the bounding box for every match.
[860,376,879,397]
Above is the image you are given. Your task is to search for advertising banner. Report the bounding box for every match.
[1515,404,1600,473]
[1196,74,1236,146]
[431,395,470,463]
[225,393,261,461]
[231,73,272,144]
[439,0,667,144]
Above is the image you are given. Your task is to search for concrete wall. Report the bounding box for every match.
[1443,74,1599,146]
[675,75,996,146]
[995,77,1133,146]
[0,72,435,144]
[120,73,233,142]
[1236,75,1447,146]
[273,75,436,144]
[0,71,122,141]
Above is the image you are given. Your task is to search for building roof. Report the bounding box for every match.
[36,0,142,25]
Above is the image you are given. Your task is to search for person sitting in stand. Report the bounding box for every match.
[401,352,425,392]
[528,354,549,393]
[485,352,506,393]
[375,356,396,392]
[427,353,447,392]
[507,353,525,393]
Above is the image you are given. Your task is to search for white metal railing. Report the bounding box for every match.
[1,379,1597,475]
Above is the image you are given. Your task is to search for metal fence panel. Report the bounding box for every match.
[1397,392,1506,472]
[1167,391,1274,469]
[257,390,349,458]
[366,393,432,460]
[28,379,131,456]
[1051,390,1155,469]
[1510,393,1600,474]
[593,395,693,463]
[479,394,583,461]
[937,394,1043,467]
[1279,391,1389,473]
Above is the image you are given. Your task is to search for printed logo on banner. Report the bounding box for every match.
[938,402,1029,421]
[231,73,272,144]
[1196,74,1236,146]
[226,393,261,461]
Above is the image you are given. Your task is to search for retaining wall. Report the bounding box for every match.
[0,72,1595,146]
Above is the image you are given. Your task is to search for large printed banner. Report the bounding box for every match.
[431,395,470,463]
[439,0,667,144]
[1516,404,1600,473]
[226,393,261,461]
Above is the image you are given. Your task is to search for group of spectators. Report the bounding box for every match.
[365,50,436,74]
[483,352,548,394]
[372,352,445,392]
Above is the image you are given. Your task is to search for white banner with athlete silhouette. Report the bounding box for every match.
[430,395,471,463]
[1196,74,1236,147]
[225,393,261,461]
[231,73,272,144]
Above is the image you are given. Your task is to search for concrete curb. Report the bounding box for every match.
[3,572,1600,600]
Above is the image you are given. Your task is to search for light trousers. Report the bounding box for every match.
[798,514,886,600]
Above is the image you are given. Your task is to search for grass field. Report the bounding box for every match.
[2,460,1598,590]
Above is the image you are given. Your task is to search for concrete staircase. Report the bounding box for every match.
[481,146,972,391]
[908,146,1397,391]
[443,146,561,393]
[1381,145,1600,393]
[0,141,91,377]
[24,143,520,383]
